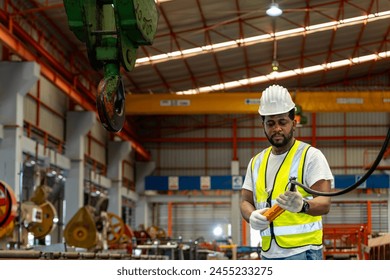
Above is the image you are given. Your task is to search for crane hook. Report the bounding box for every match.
[96,74,125,132]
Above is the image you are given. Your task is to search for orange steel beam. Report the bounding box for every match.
[10,3,64,16]
[117,126,151,160]
[6,1,95,90]
[0,8,95,104]
[0,20,150,161]
[141,135,386,143]
[366,189,372,236]
[126,91,390,115]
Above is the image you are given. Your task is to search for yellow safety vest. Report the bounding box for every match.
[251,140,323,251]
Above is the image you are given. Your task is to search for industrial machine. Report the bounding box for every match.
[146,225,166,240]
[64,191,134,251]
[0,179,58,248]
[0,180,18,240]
[323,224,368,260]
[27,184,58,240]
[63,0,159,132]
[64,205,99,250]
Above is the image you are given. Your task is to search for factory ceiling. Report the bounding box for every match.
[1,0,389,95]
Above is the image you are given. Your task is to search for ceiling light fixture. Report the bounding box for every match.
[135,12,390,67]
[176,51,390,94]
[271,35,279,72]
[266,2,283,17]
[272,60,279,72]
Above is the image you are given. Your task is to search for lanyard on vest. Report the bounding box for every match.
[251,140,310,208]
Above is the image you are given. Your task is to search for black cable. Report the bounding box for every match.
[291,126,390,197]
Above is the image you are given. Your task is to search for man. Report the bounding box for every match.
[240,84,333,260]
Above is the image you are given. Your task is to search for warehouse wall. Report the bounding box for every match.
[323,202,388,233]
[24,77,67,147]
[158,202,232,242]
[144,112,389,176]
[85,122,108,173]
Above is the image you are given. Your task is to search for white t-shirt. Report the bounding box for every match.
[242,145,334,259]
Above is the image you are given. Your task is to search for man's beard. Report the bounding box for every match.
[265,129,293,148]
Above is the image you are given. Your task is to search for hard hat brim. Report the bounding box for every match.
[258,104,295,116]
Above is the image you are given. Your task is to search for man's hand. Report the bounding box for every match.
[276,191,303,213]
[249,208,270,231]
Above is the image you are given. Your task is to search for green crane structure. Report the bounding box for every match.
[63,0,159,132]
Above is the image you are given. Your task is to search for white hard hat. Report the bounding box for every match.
[258,84,295,116]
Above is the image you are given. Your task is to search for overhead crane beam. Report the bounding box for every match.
[125,91,390,115]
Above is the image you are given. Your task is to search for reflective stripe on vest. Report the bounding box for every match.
[251,140,323,250]
[261,220,323,237]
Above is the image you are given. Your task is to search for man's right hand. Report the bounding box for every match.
[249,208,270,231]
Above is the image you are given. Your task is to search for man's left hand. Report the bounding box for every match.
[276,191,303,213]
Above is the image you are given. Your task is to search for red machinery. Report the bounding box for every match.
[0,180,18,239]
[323,224,369,260]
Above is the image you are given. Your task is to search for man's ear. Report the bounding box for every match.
[292,119,297,130]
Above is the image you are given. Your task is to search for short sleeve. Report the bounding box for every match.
[242,158,254,192]
[304,148,334,188]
